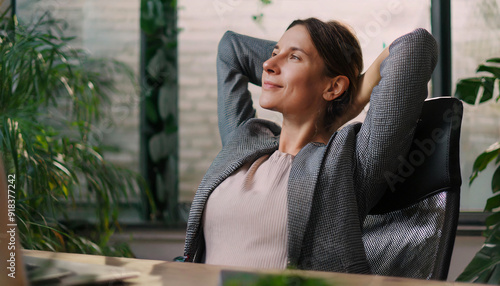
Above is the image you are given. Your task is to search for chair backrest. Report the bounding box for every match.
[362,97,463,280]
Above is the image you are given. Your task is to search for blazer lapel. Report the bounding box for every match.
[287,142,327,266]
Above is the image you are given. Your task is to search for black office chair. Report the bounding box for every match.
[362,97,463,280]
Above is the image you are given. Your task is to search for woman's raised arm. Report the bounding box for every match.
[216,31,276,146]
[354,28,438,211]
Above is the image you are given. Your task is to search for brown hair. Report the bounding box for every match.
[287,18,363,131]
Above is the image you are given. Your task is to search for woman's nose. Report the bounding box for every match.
[263,57,280,74]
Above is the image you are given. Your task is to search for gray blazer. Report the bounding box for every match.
[184,28,438,274]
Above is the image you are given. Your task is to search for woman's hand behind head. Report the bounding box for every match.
[329,46,390,131]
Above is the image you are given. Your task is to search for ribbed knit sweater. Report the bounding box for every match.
[203,150,294,269]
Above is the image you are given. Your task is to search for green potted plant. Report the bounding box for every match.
[0,9,152,257]
[455,58,500,283]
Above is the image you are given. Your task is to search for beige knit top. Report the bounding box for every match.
[202,150,294,269]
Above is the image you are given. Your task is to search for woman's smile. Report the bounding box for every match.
[262,80,283,90]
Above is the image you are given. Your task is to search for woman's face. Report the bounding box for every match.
[260,25,330,121]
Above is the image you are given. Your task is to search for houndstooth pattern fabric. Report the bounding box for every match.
[184,28,438,274]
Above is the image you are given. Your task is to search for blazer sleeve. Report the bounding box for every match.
[216,31,276,146]
[354,28,438,210]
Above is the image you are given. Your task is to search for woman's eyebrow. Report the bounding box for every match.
[290,47,308,55]
[273,44,309,56]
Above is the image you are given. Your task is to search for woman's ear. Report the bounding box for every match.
[323,75,349,101]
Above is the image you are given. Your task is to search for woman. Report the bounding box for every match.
[183,18,438,274]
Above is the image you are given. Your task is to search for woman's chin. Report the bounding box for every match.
[259,100,276,111]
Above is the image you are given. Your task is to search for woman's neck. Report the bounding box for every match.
[278,118,332,156]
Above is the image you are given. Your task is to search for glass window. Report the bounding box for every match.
[452,0,500,211]
[17,0,140,175]
[15,0,143,219]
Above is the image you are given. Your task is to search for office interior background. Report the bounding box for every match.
[3,0,500,282]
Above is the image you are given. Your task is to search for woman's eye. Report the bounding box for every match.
[271,52,277,57]
[291,54,300,60]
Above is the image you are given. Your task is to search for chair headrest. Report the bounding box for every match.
[369,97,463,215]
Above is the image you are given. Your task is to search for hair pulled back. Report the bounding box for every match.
[287,18,363,130]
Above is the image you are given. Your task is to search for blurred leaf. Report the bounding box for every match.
[493,165,500,193]
[478,64,500,78]
[252,13,264,24]
[485,264,500,284]
[453,76,495,104]
[485,193,500,212]
[455,56,500,105]
[456,239,500,283]
[455,78,481,104]
[486,212,500,228]
[480,77,495,103]
[140,0,166,34]
[145,98,159,124]
[471,143,500,185]
[486,224,500,244]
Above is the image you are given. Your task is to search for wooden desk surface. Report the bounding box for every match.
[23,250,481,286]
